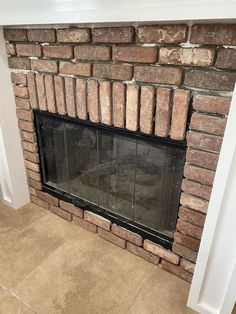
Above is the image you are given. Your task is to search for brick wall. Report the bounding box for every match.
[4,23,235,282]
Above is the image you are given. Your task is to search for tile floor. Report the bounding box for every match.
[0,201,197,314]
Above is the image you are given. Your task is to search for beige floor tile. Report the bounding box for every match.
[128,266,197,314]
[13,234,155,314]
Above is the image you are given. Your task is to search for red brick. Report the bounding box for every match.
[36,191,59,206]
[59,62,91,76]
[181,179,212,201]
[134,66,182,85]
[24,151,39,163]
[180,192,208,214]
[161,260,193,283]
[13,85,29,99]
[193,94,231,116]
[18,120,34,132]
[98,228,126,248]
[16,44,42,57]
[73,216,97,233]
[50,205,72,221]
[57,28,91,43]
[27,73,38,109]
[93,27,134,43]
[11,73,27,85]
[87,80,99,123]
[159,47,214,67]
[59,200,83,218]
[172,243,197,263]
[54,76,66,115]
[22,141,37,153]
[28,29,56,42]
[170,89,190,140]
[174,231,200,252]
[93,63,132,81]
[65,77,76,117]
[184,164,215,186]
[76,79,87,120]
[215,48,236,70]
[180,259,195,274]
[126,84,139,131]
[20,131,36,143]
[184,70,236,92]
[6,43,16,55]
[8,57,31,70]
[112,82,126,128]
[27,169,41,181]
[84,211,111,230]
[25,160,40,172]
[190,24,236,45]
[28,178,41,190]
[190,112,226,136]
[137,24,187,43]
[177,219,203,240]
[113,45,157,63]
[75,45,111,61]
[112,224,143,246]
[31,59,58,73]
[187,131,222,153]
[4,28,27,41]
[127,242,160,265]
[43,45,73,59]
[99,81,112,125]
[45,75,56,113]
[143,239,179,264]
[186,148,219,171]
[15,98,30,110]
[36,73,47,111]
[140,86,155,134]
[155,88,171,137]
[31,195,49,210]
[16,109,32,121]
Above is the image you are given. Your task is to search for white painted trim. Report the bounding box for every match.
[188,85,236,314]
[0,27,29,209]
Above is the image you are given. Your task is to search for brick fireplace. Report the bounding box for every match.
[4,23,235,283]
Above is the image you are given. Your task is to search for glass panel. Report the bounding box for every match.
[98,131,136,219]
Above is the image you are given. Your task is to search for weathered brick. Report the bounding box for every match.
[45,75,56,113]
[137,24,187,43]
[84,211,111,230]
[184,164,215,186]
[93,27,134,43]
[184,70,236,92]
[59,62,91,76]
[190,24,236,45]
[177,219,203,240]
[36,191,58,206]
[73,216,97,233]
[8,57,31,70]
[155,88,171,137]
[186,148,219,171]
[15,97,30,110]
[180,192,208,214]
[59,200,83,218]
[215,48,236,70]
[25,160,40,172]
[187,131,222,152]
[16,44,42,57]
[159,47,214,67]
[127,242,160,265]
[190,112,226,136]
[161,260,193,283]
[134,66,182,85]
[13,85,29,99]
[18,120,34,132]
[29,187,37,196]
[57,28,91,43]
[140,86,155,134]
[65,77,76,117]
[76,79,87,120]
[99,81,112,125]
[75,45,111,61]
[98,228,126,248]
[27,73,38,109]
[180,259,195,274]
[126,84,139,131]
[93,63,132,81]
[31,195,49,210]
[27,169,41,181]
[181,179,212,202]
[193,94,231,116]
[22,141,37,153]
[36,73,47,111]
[143,239,179,264]
[112,82,126,128]
[54,76,66,115]
[113,45,157,63]
[16,108,32,121]
[11,73,27,85]
[6,43,16,55]
[20,130,36,143]
[43,45,74,59]
[28,178,42,190]
[174,231,200,252]
[87,80,99,123]
[31,59,58,73]
[170,89,190,140]
[28,29,56,42]
[24,151,39,163]
[172,243,197,263]
[50,205,72,221]
[112,224,143,246]
[4,28,27,41]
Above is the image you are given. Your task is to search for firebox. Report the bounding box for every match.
[34,110,186,248]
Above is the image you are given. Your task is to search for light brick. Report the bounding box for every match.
[193,94,231,116]
[8,57,31,70]
[27,73,38,109]
[4,29,27,41]
[27,169,41,181]
[54,76,66,115]
[65,77,76,117]
[59,62,91,76]
[98,228,126,248]
[13,85,29,99]
[73,216,97,233]
[112,224,143,246]
[184,164,215,186]
[174,231,200,252]
[59,200,83,218]
[36,191,59,206]
[84,211,111,230]
[16,109,32,121]
[15,98,30,110]
[50,205,72,221]
[74,45,111,61]
[43,45,74,59]
[127,242,160,265]
[113,45,157,63]
[36,73,47,111]
[181,179,212,201]
[45,75,56,113]
[112,82,126,128]
[25,160,40,172]
[87,80,99,123]
[18,120,34,132]
[31,59,58,73]
[28,178,42,190]
[180,259,195,274]
[93,27,134,43]
[76,79,87,120]
[22,141,37,153]
[140,86,155,134]
[24,151,39,163]
[99,81,112,125]
[31,195,49,210]
[126,84,139,131]
[20,131,36,143]
[11,73,27,85]
[187,131,222,153]
[57,28,91,43]
[16,44,42,57]
[161,260,193,283]
[155,88,171,137]
[6,43,16,55]
[186,149,219,171]
[172,243,197,263]
[190,112,226,136]
[215,48,236,70]
[93,63,132,81]
[143,239,179,264]
[180,193,208,214]
[28,29,56,42]
[177,219,203,240]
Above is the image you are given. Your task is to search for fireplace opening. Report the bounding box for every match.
[34,110,186,248]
